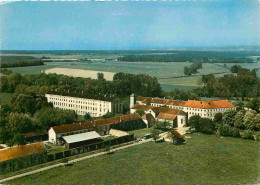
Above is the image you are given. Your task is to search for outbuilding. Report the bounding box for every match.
[62,131,102,149]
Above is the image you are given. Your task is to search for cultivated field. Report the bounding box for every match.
[6,134,260,185]
[45,68,115,81]
[6,53,259,91]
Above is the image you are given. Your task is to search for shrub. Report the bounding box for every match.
[222,110,237,126]
[46,154,54,162]
[218,125,240,138]
[55,152,64,160]
[240,130,255,140]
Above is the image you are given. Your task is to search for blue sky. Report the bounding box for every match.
[0,0,259,50]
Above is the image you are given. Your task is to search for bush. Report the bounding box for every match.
[46,154,54,162]
[218,125,240,138]
[240,130,255,140]
[190,115,216,134]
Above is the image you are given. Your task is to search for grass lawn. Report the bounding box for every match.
[7,133,259,185]
[128,128,160,138]
[0,93,14,105]
[44,142,68,154]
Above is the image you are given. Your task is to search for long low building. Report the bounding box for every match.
[49,114,145,144]
[62,131,102,149]
[0,143,47,173]
[131,94,236,120]
[45,91,123,117]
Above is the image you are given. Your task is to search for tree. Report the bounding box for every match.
[213,112,222,125]
[84,113,92,121]
[13,133,26,146]
[136,109,145,116]
[7,112,33,133]
[102,112,115,118]
[222,110,237,126]
[198,118,216,134]
[151,129,160,142]
[246,98,260,113]
[244,110,257,130]
[188,115,201,129]
[167,130,185,145]
[97,73,104,80]
[34,107,77,130]
[234,111,245,129]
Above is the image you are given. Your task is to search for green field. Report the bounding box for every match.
[6,134,260,185]
[5,53,259,91]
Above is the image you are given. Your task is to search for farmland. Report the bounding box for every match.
[6,133,259,185]
[2,51,259,91]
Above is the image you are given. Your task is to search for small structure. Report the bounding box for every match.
[23,130,48,143]
[62,131,102,149]
[141,113,155,128]
[0,143,47,173]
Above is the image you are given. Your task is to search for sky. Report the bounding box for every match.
[0,0,260,50]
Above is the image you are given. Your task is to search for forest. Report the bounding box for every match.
[0,56,45,68]
[117,50,258,63]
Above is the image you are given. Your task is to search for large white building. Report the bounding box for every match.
[131,94,236,121]
[45,92,123,117]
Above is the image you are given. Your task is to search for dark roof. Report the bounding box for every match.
[0,143,46,162]
[131,104,153,111]
[23,130,48,138]
[52,114,142,134]
[141,113,155,121]
[47,91,120,102]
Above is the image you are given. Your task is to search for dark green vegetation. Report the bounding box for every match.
[6,134,260,185]
[184,63,202,76]
[117,50,258,63]
[1,71,162,97]
[194,67,259,99]
[0,94,77,146]
[0,56,45,68]
[189,109,260,140]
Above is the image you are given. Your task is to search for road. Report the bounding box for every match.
[0,138,153,184]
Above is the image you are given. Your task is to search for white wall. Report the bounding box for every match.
[48,128,57,144]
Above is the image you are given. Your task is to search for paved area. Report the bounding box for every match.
[110,129,129,137]
[0,138,153,184]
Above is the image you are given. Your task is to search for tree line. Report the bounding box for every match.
[1,72,163,97]
[0,56,45,68]
[117,51,256,63]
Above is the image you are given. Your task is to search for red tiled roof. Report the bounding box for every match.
[0,143,46,162]
[150,98,169,104]
[23,130,48,138]
[185,100,235,109]
[166,100,187,106]
[157,113,177,120]
[131,104,153,111]
[136,96,147,101]
[52,114,142,134]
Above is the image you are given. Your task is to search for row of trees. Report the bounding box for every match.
[0,93,78,146]
[117,51,257,63]
[184,63,203,76]
[1,56,45,68]
[1,72,163,98]
[189,109,260,140]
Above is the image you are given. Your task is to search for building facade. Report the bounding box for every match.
[131,95,236,120]
[45,92,123,117]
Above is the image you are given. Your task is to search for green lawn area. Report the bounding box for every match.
[0,93,14,105]
[129,128,160,138]
[44,142,68,154]
[7,133,259,185]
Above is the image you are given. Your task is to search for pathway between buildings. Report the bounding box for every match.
[0,138,154,184]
